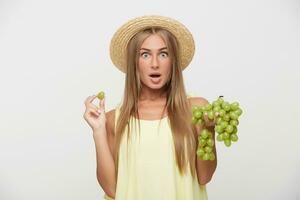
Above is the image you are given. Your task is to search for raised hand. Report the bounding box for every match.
[83,93,106,132]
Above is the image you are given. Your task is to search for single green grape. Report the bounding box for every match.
[232,126,238,134]
[207,110,214,120]
[229,111,239,120]
[225,125,234,133]
[230,119,239,126]
[204,104,212,111]
[219,109,226,117]
[194,110,203,119]
[192,116,198,124]
[203,153,210,160]
[196,118,203,125]
[217,134,223,141]
[235,108,243,116]
[207,138,214,147]
[224,139,231,147]
[216,117,223,125]
[197,148,205,157]
[222,114,231,122]
[204,146,212,153]
[198,138,207,146]
[213,105,221,113]
[230,102,239,111]
[97,91,105,100]
[209,152,215,160]
[212,100,220,107]
[199,106,206,112]
[230,134,238,142]
[220,121,228,129]
[215,125,223,133]
[222,102,231,111]
[223,132,230,139]
[200,129,209,139]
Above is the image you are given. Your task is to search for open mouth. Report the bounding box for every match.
[149,72,162,78]
[149,74,161,78]
[149,73,162,84]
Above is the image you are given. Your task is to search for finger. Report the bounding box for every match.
[89,95,97,103]
[214,112,219,123]
[203,112,215,127]
[87,104,100,112]
[90,109,100,117]
[84,96,99,109]
[85,95,97,105]
[99,97,105,112]
[84,96,91,105]
[85,95,95,103]
[88,108,101,116]
[215,112,219,117]
[203,112,209,123]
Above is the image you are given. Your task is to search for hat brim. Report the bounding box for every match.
[109,15,195,73]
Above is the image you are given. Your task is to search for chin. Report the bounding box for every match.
[148,82,166,89]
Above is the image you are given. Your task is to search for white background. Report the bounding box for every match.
[0,0,299,199]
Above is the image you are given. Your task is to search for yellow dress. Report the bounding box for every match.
[104,94,208,200]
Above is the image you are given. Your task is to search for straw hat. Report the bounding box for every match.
[109,15,195,73]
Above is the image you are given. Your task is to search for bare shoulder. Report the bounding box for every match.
[189,96,210,106]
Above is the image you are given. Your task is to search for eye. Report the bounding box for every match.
[160,52,168,58]
[140,52,150,59]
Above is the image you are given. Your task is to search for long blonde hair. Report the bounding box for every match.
[114,27,198,181]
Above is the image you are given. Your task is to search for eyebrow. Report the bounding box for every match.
[140,47,168,51]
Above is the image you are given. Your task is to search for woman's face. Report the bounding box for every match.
[138,34,172,90]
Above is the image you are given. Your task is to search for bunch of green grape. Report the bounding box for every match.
[196,128,216,160]
[192,96,243,160]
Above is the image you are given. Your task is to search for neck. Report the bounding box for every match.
[139,87,167,102]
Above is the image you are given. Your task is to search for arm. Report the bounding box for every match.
[93,110,116,198]
[192,97,218,185]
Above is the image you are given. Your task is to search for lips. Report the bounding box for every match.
[149,73,161,78]
[148,72,162,84]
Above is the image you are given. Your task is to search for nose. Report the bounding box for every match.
[151,55,159,69]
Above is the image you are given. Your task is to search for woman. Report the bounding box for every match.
[83,15,218,200]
